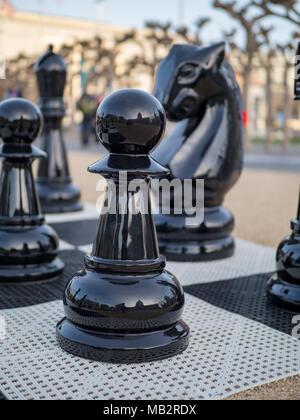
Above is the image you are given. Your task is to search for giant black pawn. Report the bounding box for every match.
[35,45,83,214]
[56,89,190,363]
[0,98,64,283]
[267,189,300,312]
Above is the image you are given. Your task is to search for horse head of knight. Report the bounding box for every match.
[153,42,226,121]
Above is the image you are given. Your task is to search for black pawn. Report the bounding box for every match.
[35,45,83,214]
[0,98,64,282]
[267,188,300,312]
[56,89,190,363]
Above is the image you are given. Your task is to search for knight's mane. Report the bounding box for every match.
[220,60,240,95]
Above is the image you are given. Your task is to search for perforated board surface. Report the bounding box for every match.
[0,204,299,400]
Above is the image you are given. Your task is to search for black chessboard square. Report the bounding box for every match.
[0,250,85,310]
[50,219,98,247]
[184,273,299,336]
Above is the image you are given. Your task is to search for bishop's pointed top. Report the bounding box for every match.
[35,45,67,73]
[35,45,67,104]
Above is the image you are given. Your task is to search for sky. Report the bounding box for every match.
[11,0,297,46]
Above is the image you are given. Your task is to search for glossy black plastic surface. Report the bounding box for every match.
[0,98,64,283]
[35,46,82,213]
[152,43,243,261]
[295,43,300,101]
[57,89,189,363]
[267,189,300,312]
[96,89,166,154]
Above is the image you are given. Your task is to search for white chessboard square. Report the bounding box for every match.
[78,238,275,286]
[0,295,299,400]
[46,202,98,225]
[0,315,5,340]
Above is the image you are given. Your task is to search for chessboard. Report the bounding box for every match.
[0,203,299,400]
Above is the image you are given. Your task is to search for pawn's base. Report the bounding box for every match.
[56,318,189,364]
[267,273,300,313]
[0,257,64,284]
[36,181,83,214]
[159,236,235,262]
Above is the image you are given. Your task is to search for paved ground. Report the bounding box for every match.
[65,148,300,400]
[245,153,300,173]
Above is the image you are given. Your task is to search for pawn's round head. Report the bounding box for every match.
[96,89,166,154]
[0,98,43,144]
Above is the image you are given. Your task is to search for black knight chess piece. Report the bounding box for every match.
[56,89,189,363]
[266,189,300,312]
[152,42,243,261]
[35,45,83,213]
[0,98,64,282]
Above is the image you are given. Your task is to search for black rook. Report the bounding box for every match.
[56,89,189,363]
[35,45,83,213]
[0,98,64,282]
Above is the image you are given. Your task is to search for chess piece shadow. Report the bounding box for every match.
[0,98,64,283]
[35,45,83,214]
[267,189,300,312]
[152,42,243,261]
[57,89,189,363]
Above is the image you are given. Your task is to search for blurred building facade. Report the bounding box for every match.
[0,3,299,139]
[0,5,157,124]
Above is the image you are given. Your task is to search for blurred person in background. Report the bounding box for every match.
[4,86,22,99]
[77,90,98,147]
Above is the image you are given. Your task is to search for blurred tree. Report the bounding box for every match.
[256,0,300,25]
[214,0,299,150]
[4,30,146,104]
[276,32,299,150]
[176,18,210,45]
[257,26,276,152]
[120,22,174,90]
[144,21,174,76]
[123,18,211,89]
